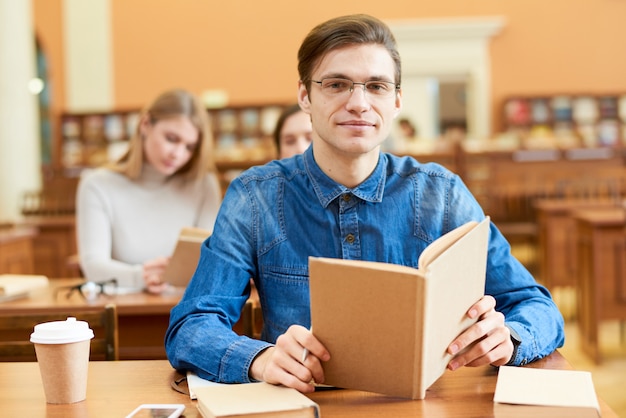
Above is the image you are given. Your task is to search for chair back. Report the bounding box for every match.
[0,304,119,361]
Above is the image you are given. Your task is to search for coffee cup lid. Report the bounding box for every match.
[30,317,95,344]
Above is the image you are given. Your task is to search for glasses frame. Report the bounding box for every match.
[310,77,400,99]
[55,278,118,301]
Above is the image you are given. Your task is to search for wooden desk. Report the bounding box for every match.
[574,207,626,363]
[0,225,36,274]
[0,279,258,360]
[535,198,617,290]
[0,352,618,417]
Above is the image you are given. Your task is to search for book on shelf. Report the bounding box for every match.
[0,274,49,303]
[195,382,320,418]
[163,227,211,288]
[493,366,600,417]
[309,217,490,400]
[505,98,531,125]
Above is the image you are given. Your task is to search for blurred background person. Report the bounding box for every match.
[76,89,222,294]
[273,104,313,158]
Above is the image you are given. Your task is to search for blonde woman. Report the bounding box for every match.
[77,89,221,293]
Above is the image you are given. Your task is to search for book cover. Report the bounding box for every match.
[195,382,320,418]
[163,227,211,287]
[493,366,600,417]
[309,217,490,399]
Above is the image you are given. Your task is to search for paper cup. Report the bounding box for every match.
[30,317,94,404]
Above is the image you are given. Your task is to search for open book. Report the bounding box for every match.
[195,382,320,418]
[0,274,49,303]
[163,227,211,287]
[309,217,490,399]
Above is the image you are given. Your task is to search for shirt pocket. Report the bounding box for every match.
[258,265,310,343]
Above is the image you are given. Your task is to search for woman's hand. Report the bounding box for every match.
[142,256,170,294]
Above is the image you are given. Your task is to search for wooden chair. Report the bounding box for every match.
[0,304,119,361]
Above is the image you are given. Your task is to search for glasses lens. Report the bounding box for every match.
[102,280,117,295]
[365,81,395,96]
[319,78,396,98]
[321,78,352,94]
[80,282,99,301]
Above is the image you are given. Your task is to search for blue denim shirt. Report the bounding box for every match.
[165,147,565,383]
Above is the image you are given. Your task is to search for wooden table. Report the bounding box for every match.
[0,279,182,359]
[573,207,626,363]
[0,351,617,417]
[0,279,257,360]
[534,198,617,290]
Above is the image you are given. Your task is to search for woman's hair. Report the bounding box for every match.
[273,104,303,152]
[108,88,216,182]
[297,14,401,91]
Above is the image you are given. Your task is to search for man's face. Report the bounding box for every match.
[298,44,402,158]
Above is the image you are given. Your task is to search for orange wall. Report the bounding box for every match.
[34,0,626,134]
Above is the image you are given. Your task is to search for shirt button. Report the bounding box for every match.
[342,194,351,202]
[345,234,355,244]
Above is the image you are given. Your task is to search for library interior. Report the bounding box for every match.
[1,1,626,417]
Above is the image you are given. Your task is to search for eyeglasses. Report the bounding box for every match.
[310,77,400,99]
[55,278,118,302]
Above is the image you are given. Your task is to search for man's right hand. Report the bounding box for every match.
[249,325,330,393]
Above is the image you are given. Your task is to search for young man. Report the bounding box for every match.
[165,14,564,394]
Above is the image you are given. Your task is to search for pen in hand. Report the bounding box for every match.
[301,326,312,363]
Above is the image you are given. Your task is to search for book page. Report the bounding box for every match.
[420,217,489,396]
[418,220,478,269]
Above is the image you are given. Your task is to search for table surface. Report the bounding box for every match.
[0,278,183,315]
[0,351,617,418]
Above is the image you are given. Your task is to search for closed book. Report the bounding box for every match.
[163,227,211,287]
[493,366,600,417]
[195,382,320,418]
[309,217,490,399]
[0,274,49,302]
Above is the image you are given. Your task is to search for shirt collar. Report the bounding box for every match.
[303,146,386,208]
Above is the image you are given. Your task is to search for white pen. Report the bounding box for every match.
[301,326,312,363]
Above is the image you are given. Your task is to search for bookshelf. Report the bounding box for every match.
[58,103,289,177]
[503,94,626,149]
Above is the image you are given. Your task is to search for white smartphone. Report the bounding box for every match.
[125,404,185,418]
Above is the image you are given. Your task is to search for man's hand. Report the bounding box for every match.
[446,295,514,370]
[249,325,330,393]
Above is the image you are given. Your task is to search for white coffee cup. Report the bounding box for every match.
[30,317,94,404]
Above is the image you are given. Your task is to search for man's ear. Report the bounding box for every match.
[298,81,312,114]
[393,88,403,119]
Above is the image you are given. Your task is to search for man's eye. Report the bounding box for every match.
[325,80,349,90]
[367,83,388,91]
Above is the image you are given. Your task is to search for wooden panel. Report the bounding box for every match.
[574,207,626,363]
[18,216,77,278]
[0,227,36,274]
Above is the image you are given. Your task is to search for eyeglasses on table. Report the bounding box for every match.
[55,278,118,302]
